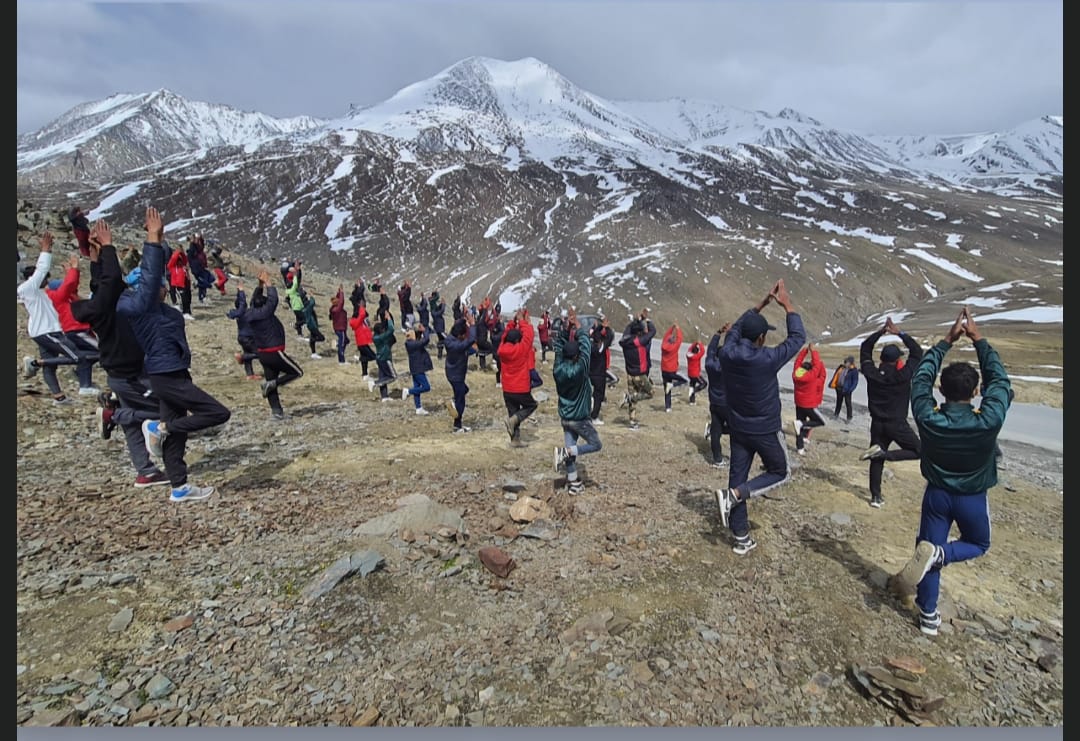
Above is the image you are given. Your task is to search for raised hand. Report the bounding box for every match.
[771,279,793,311]
[144,207,164,243]
[40,232,54,253]
[257,269,270,285]
[944,308,966,344]
[67,254,80,270]
[962,306,982,342]
[884,317,899,335]
[720,321,732,334]
[90,219,111,248]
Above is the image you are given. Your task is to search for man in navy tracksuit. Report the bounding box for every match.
[703,322,733,468]
[715,280,805,555]
[118,207,231,502]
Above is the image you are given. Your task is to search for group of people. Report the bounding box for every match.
[19,209,1015,638]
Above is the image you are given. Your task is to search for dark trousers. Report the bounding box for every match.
[358,345,377,376]
[727,429,791,537]
[662,370,688,410]
[107,373,163,478]
[258,349,304,414]
[147,370,231,487]
[292,310,305,336]
[238,336,259,376]
[64,329,99,388]
[589,374,607,420]
[448,379,469,427]
[794,405,826,450]
[868,417,922,499]
[31,332,88,396]
[503,391,538,440]
[688,375,707,404]
[834,390,853,420]
[709,404,730,464]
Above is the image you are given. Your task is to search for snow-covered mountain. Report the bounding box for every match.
[15,57,1063,339]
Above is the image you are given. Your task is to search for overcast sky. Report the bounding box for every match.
[17,1,1062,137]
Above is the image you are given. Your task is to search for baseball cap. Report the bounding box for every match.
[880,345,902,362]
[741,312,776,340]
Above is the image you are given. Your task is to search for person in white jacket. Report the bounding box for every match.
[17,232,97,405]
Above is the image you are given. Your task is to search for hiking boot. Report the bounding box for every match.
[870,496,883,509]
[170,483,214,502]
[918,610,942,636]
[96,406,116,440]
[23,356,39,378]
[260,379,277,398]
[568,480,585,496]
[860,444,886,461]
[898,541,941,590]
[553,446,569,472]
[732,535,758,555]
[714,488,738,528]
[134,471,170,488]
[142,420,166,459]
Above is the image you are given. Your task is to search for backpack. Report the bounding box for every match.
[829,365,846,390]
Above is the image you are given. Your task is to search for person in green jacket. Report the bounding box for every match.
[301,294,325,359]
[896,306,1012,637]
[551,308,602,495]
[367,317,398,401]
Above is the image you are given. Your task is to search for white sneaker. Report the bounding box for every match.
[898,541,941,590]
[797,448,806,456]
[78,386,102,396]
[704,421,711,441]
[665,408,672,413]
[170,483,214,502]
[793,419,803,439]
[402,387,410,401]
[22,356,38,379]
[367,379,375,393]
[381,397,394,403]
[183,313,195,321]
[416,407,430,416]
[664,382,673,396]
[593,418,605,426]
[311,353,322,359]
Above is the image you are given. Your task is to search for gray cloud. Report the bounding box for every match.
[17,1,1062,136]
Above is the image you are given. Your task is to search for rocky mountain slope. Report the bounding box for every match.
[16,209,1062,728]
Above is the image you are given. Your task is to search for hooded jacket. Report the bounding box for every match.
[792,346,827,408]
[350,305,374,347]
[243,286,287,351]
[661,325,683,373]
[497,319,535,393]
[553,329,593,421]
[47,266,91,334]
[686,341,705,379]
[859,329,924,422]
[227,289,256,340]
[117,242,192,374]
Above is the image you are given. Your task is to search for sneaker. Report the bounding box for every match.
[797,448,806,456]
[568,480,585,496]
[142,420,166,458]
[688,387,694,401]
[311,353,322,360]
[495,382,502,388]
[23,356,39,378]
[898,541,941,590]
[96,406,116,440]
[52,396,75,406]
[246,374,262,381]
[732,536,758,556]
[664,382,673,396]
[619,392,631,409]
[870,496,883,509]
[354,354,361,363]
[79,386,102,396]
[183,313,195,321]
[234,352,244,365]
[704,421,711,441]
[918,610,942,637]
[859,444,885,461]
[793,419,803,439]
[628,422,640,430]
[505,415,520,440]
[169,483,214,502]
[710,459,728,469]
[714,488,738,528]
[415,407,430,416]
[452,426,471,434]
[553,446,568,472]
[664,407,672,413]
[381,397,394,403]
[271,410,285,420]
[445,399,458,418]
[367,378,376,393]
[134,471,170,488]
[260,379,277,398]
[402,387,410,401]
[97,390,119,410]
[593,418,605,426]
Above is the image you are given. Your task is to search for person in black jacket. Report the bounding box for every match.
[349,279,367,316]
[430,291,447,359]
[68,220,168,488]
[397,280,415,329]
[858,316,923,508]
[242,269,305,420]
[227,281,261,380]
[588,317,614,424]
[617,310,656,429]
[443,314,477,433]
[418,292,430,328]
[703,322,733,468]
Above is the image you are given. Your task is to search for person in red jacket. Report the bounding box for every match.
[537,310,553,364]
[46,253,101,394]
[497,308,537,445]
[686,339,707,405]
[660,323,688,412]
[329,286,350,364]
[167,248,193,319]
[791,342,827,455]
[349,303,377,379]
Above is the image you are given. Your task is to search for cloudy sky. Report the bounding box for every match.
[17,1,1062,136]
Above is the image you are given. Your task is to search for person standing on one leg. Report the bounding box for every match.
[618,310,656,429]
[660,323,688,412]
[69,219,168,488]
[403,323,433,414]
[895,306,1011,636]
[369,318,398,401]
[588,315,614,425]
[497,308,537,445]
[704,322,732,468]
[715,280,805,554]
[243,271,304,421]
[538,309,553,364]
[686,339,707,405]
[47,252,101,395]
[227,281,262,380]
[329,285,350,364]
[858,316,924,508]
[552,309,601,495]
[791,342,827,455]
[118,206,231,502]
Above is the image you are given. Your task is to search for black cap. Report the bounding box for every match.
[881,345,902,362]
[504,328,522,344]
[741,312,776,340]
[562,340,580,359]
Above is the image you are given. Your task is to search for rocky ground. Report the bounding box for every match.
[16,214,1063,728]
